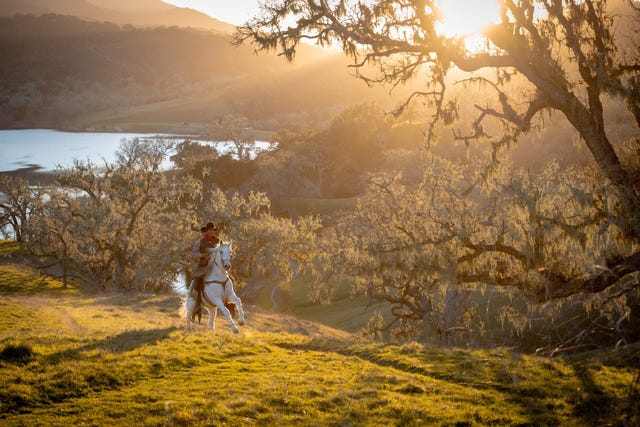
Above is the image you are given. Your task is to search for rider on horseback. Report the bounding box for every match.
[190,222,220,321]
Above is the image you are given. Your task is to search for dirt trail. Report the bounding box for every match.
[21,295,84,333]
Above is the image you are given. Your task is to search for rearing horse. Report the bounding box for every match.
[183,241,245,333]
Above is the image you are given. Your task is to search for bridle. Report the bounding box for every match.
[217,243,232,270]
[204,243,232,287]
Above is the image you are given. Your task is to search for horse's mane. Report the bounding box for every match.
[205,241,232,265]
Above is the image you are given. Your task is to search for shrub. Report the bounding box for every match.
[0,343,35,365]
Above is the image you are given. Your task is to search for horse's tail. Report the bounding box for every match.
[179,297,187,319]
[179,294,191,319]
[224,301,236,318]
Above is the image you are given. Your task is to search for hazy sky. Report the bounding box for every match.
[162,0,261,25]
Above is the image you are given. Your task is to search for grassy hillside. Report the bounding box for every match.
[1,240,638,426]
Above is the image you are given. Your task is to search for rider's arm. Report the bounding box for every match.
[192,237,203,261]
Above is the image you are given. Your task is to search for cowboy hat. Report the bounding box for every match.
[200,222,219,233]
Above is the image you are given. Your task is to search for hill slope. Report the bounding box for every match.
[1,241,638,425]
[0,14,390,131]
[0,0,234,32]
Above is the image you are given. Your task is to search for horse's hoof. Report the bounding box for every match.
[233,329,240,334]
[238,320,245,326]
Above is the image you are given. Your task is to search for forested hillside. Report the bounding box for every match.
[0,14,392,130]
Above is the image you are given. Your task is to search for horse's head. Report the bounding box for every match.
[205,241,233,272]
[219,241,233,270]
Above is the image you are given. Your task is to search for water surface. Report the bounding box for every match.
[0,129,271,172]
[0,129,171,172]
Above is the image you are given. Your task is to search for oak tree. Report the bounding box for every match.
[0,175,40,243]
[207,114,257,162]
[237,0,640,302]
[26,138,196,290]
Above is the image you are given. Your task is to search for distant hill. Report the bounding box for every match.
[0,14,397,131]
[0,0,235,33]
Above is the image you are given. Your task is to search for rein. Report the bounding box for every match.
[202,275,231,308]
[203,245,232,288]
[204,277,230,286]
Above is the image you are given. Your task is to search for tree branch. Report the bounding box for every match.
[536,251,640,302]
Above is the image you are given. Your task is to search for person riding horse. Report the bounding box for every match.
[190,222,237,323]
[190,222,220,322]
[183,240,245,333]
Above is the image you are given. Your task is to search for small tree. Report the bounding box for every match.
[207,115,256,162]
[251,129,325,200]
[252,103,394,199]
[0,175,40,243]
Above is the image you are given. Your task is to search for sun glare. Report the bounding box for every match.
[435,0,500,51]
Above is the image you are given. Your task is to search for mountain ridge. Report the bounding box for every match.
[0,0,235,32]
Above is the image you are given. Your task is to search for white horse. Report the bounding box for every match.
[183,241,245,333]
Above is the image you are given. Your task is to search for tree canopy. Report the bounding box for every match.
[236,0,640,341]
[237,0,640,293]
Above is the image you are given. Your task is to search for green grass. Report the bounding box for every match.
[1,243,639,426]
[276,273,378,333]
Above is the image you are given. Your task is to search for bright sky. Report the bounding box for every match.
[164,0,501,37]
[162,0,261,25]
[437,0,500,37]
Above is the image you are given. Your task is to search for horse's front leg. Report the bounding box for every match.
[213,298,239,334]
[208,305,217,330]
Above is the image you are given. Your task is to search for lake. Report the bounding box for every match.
[0,129,270,172]
[0,129,174,172]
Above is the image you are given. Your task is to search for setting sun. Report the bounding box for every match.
[435,0,500,50]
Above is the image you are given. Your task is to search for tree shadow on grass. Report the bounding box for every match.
[45,326,178,364]
[85,291,180,313]
[2,327,179,416]
[272,339,626,425]
[570,363,618,425]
